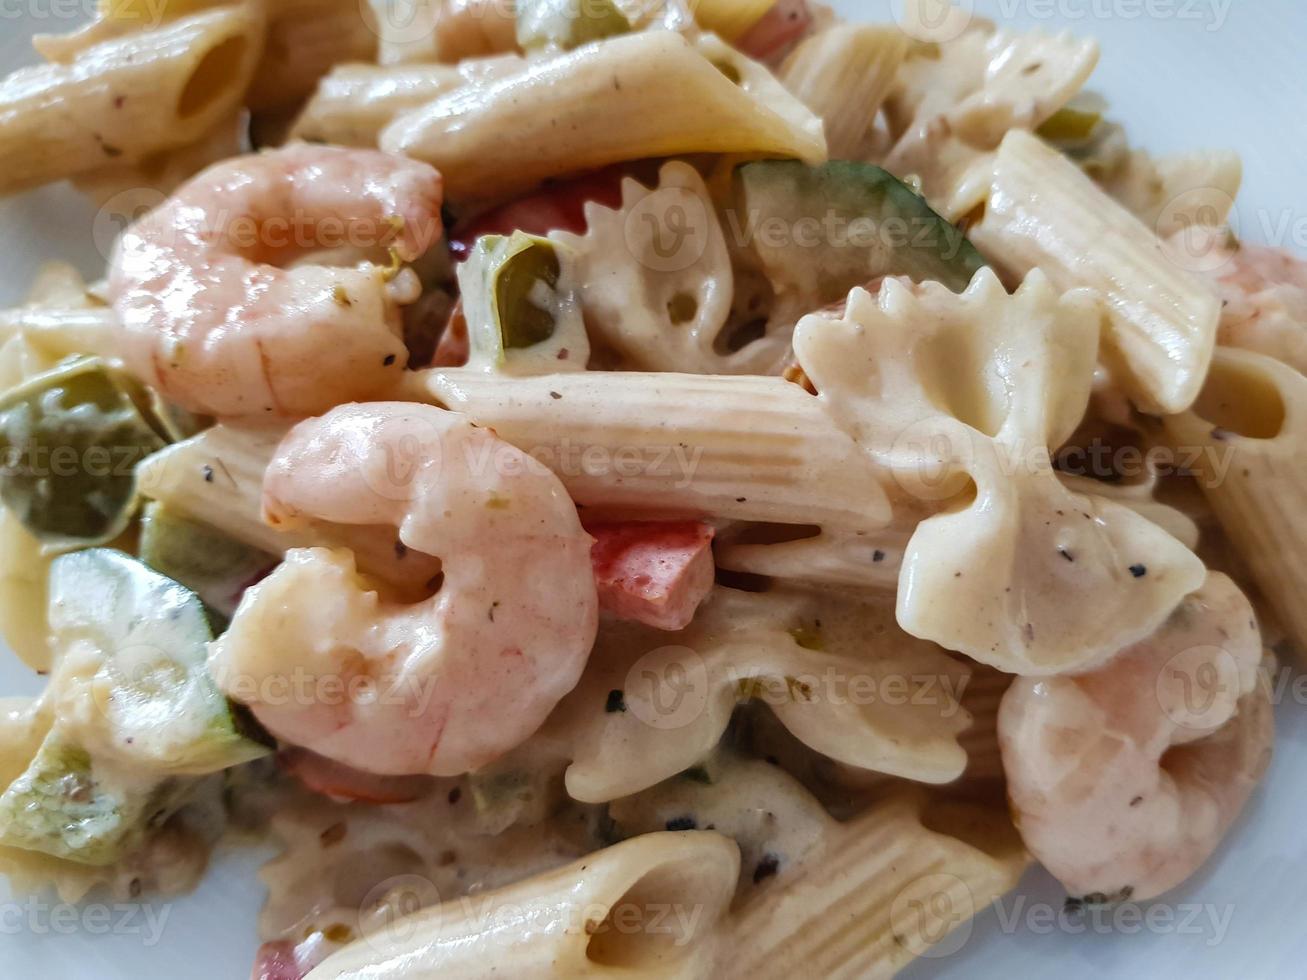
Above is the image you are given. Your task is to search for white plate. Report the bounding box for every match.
[2,2,1305,977]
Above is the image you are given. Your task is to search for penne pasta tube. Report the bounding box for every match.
[1161,347,1307,657]
[135,423,442,596]
[0,306,120,365]
[381,30,827,201]
[969,130,1221,415]
[245,0,379,111]
[0,6,265,195]
[420,368,891,532]
[780,24,908,161]
[954,664,1013,786]
[306,831,740,979]
[722,792,1029,979]
[0,512,53,673]
[32,0,230,63]
[714,524,904,592]
[290,62,469,147]
[1103,148,1243,238]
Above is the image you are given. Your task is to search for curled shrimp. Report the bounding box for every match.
[208,402,599,776]
[998,572,1273,902]
[108,144,444,418]
[1170,225,1307,374]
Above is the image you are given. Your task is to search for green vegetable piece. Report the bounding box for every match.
[516,0,631,52]
[459,231,588,372]
[494,234,564,351]
[46,549,272,775]
[0,735,184,866]
[139,503,276,619]
[1037,106,1104,144]
[0,357,166,548]
[0,550,270,865]
[732,160,988,300]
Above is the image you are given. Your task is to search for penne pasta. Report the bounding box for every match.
[714,524,904,592]
[780,24,908,161]
[969,129,1222,415]
[245,0,379,111]
[0,6,265,195]
[381,30,827,201]
[306,831,739,979]
[420,368,891,532]
[722,791,1029,979]
[73,110,249,208]
[0,512,52,673]
[291,62,471,147]
[1102,148,1243,238]
[1161,347,1307,657]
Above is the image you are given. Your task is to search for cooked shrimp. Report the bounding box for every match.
[998,572,1273,902]
[107,144,443,418]
[208,402,598,777]
[1171,225,1307,374]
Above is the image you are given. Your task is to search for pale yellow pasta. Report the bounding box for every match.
[74,111,249,209]
[969,129,1222,415]
[954,665,1013,785]
[135,423,441,595]
[881,22,1099,217]
[0,5,265,195]
[721,791,1029,979]
[31,0,231,62]
[550,161,790,374]
[1162,347,1307,657]
[1102,148,1243,239]
[245,0,378,111]
[714,524,904,592]
[0,514,53,673]
[291,61,516,147]
[779,24,908,161]
[420,368,891,531]
[689,0,777,42]
[542,586,972,802]
[794,271,1207,675]
[381,30,826,200]
[307,831,740,979]
[259,786,591,957]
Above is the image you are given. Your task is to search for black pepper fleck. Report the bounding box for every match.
[665,816,697,832]
[605,689,627,713]
[873,550,886,563]
[1129,564,1148,578]
[753,855,780,883]
[202,465,214,483]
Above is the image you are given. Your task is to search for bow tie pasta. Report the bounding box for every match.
[794,271,1206,675]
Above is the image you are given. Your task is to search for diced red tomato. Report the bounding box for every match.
[736,0,813,62]
[449,167,627,260]
[251,942,305,980]
[278,747,437,804]
[586,521,716,631]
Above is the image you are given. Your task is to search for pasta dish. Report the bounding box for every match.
[0,0,1301,977]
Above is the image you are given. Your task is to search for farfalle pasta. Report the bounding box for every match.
[794,272,1206,674]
